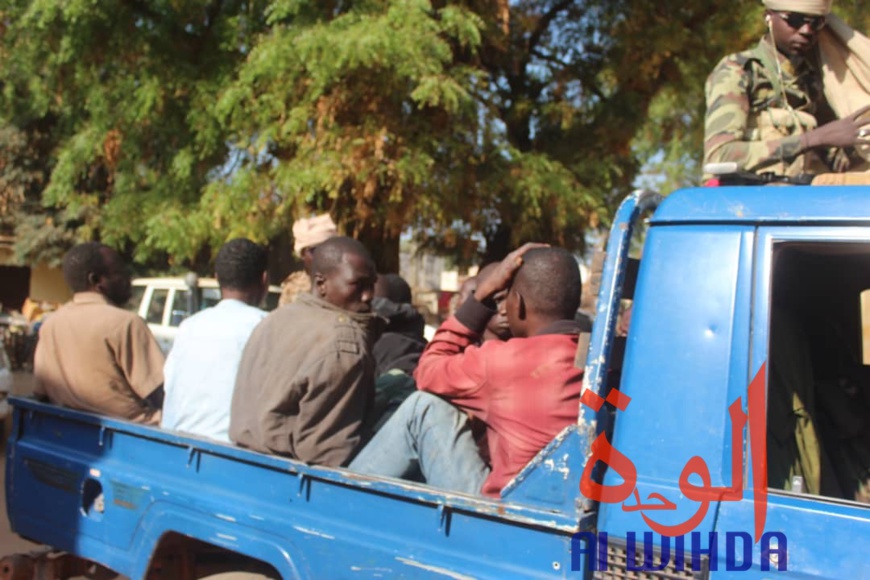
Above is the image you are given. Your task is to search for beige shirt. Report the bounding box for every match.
[34,292,165,424]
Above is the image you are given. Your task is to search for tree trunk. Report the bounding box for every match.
[267,229,299,285]
[482,224,513,266]
[357,228,400,274]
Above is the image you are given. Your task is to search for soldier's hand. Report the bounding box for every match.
[806,105,870,150]
[473,243,549,304]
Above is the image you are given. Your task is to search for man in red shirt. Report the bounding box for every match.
[350,244,584,496]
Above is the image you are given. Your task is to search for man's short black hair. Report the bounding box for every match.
[514,247,581,320]
[215,238,268,290]
[63,242,109,293]
[375,273,413,304]
[311,236,374,275]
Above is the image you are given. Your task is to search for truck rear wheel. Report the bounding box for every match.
[147,533,280,580]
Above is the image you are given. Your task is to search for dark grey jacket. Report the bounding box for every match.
[372,297,427,376]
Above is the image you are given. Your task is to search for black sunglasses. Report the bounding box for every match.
[777,11,827,32]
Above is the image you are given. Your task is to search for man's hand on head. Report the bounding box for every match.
[473,243,549,305]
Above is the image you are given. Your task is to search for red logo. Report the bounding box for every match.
[578,364,768,540]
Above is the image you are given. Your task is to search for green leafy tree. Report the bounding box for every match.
[634,1,870,193]
[0,0,270,268]
[3,1,865,272]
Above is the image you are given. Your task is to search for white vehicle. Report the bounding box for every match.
[129,276,281,353]
[0,345,11,424]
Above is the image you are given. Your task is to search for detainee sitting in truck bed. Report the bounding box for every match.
[350,245,585,497]
[230,237,383,467]
[161,238,269,443]
[33,242,165,425]
[454,262,513,343]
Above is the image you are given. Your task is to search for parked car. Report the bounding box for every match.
[128,276,281,353]
[0,344,10,426]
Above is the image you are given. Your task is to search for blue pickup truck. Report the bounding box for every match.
[5,186,870,578]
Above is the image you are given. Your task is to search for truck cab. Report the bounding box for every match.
[587,186,870,575]
[4,186,870,578]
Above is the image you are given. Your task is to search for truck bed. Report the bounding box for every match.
[5,397,590,579]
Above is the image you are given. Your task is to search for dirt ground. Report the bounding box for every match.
[0,371,41,554]
[0,450,42,554]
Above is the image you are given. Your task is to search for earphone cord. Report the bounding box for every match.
[767,16,807,169]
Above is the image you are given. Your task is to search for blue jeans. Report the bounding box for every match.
[350,391,490,495]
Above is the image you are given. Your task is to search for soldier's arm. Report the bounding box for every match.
[703,59,802,174]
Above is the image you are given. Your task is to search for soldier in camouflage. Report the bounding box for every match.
[704,0,870,179]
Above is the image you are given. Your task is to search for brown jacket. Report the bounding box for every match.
[229,293,381,467]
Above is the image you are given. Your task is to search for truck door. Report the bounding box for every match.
[712,226,870,577]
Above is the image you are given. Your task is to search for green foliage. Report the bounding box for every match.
[1,0,269,266]
[633,1,870,193]
[2,0,865,270]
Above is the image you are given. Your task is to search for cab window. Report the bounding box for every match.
[768,242,870,505]
[146,289,169,325]
[169,290,191,327]
[126,285,145,313]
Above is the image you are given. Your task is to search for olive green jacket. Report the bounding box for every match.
[704,38,831,178]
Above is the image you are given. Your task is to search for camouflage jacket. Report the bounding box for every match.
[704,38,831,178]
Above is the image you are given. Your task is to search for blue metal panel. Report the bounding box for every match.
[581,189,662,427]
[747,224,870,513]
[707,224,870,577]
[651,186,870,226]
[713,492,870,578]
[6,398,583,579]
[500,425,595,528]
[597,224,754,539]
